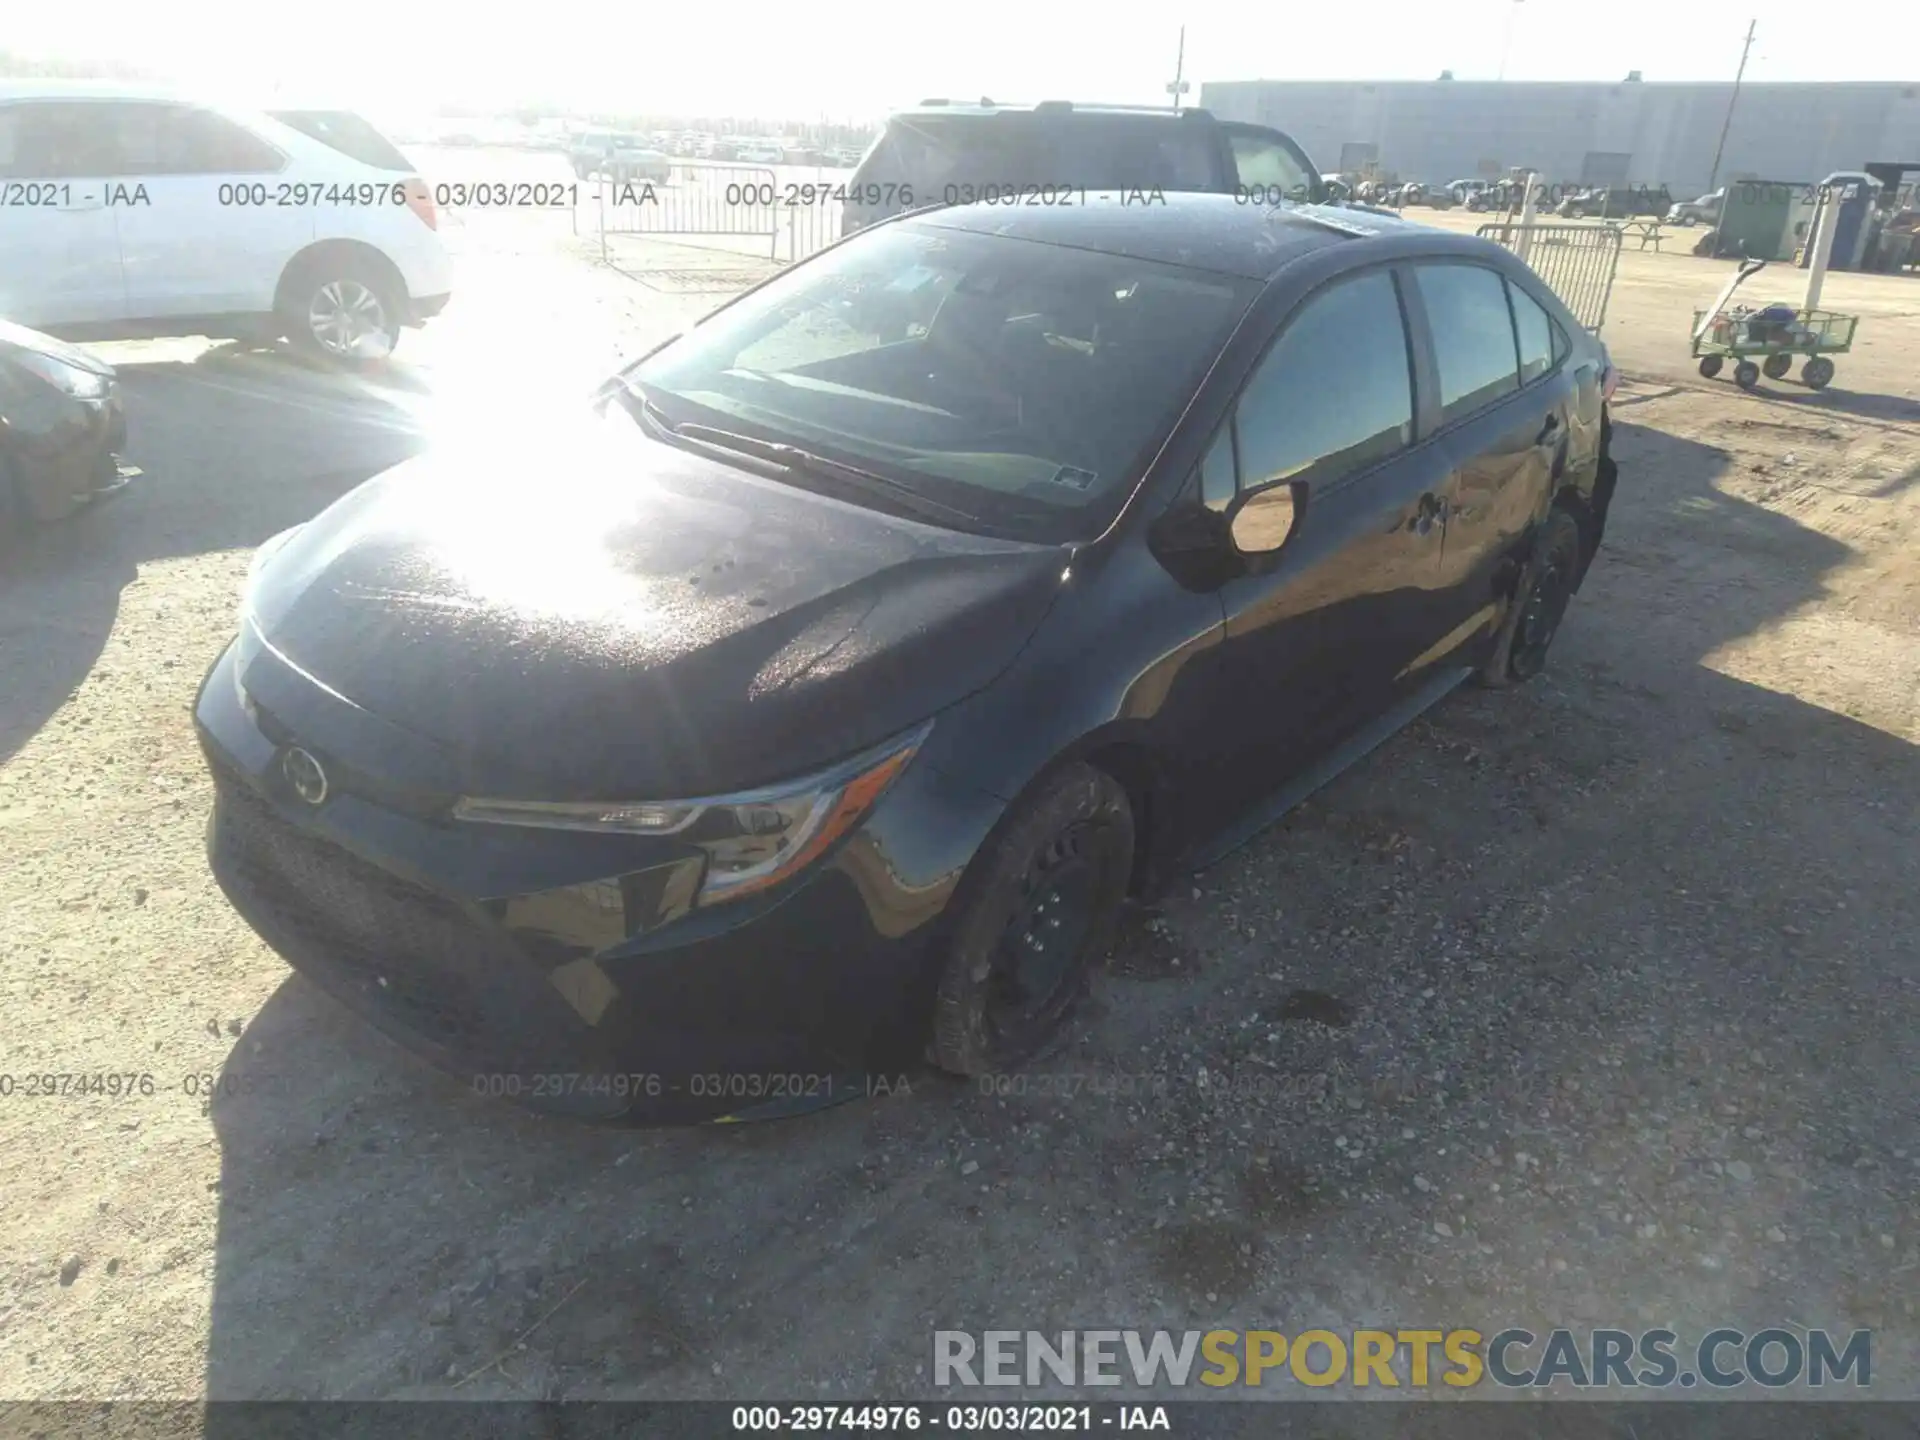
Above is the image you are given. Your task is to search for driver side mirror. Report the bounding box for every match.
[1228,480,1306,558]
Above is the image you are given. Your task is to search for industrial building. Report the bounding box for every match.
[1199,79,1920,196]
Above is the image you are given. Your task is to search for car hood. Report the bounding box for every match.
[245,405,1065,798]
[0,319,115,376]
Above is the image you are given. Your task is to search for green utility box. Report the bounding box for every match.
[1716,181,1802,260]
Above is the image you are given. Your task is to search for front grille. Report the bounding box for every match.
[211,770,609,1095]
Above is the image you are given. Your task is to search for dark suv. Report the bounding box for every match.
[841,100,1323,236]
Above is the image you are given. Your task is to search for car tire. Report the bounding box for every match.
[1475,508,1583,688]
[282,256,404,369]
[928,764,1135,1077]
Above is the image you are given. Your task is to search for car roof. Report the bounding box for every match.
[907,191,1450,280]
[891,100,1226,124]
[0,78,199,103]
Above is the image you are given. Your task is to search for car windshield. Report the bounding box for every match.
[268,110,413,171]
[628,220,1257,541]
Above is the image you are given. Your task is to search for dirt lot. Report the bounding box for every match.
[2,156,1917,1403]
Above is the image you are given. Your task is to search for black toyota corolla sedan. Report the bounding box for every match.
[196,194,1619,1124]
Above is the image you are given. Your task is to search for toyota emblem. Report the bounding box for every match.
[282,746,330,806]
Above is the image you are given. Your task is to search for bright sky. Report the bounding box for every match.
[9,0,1919,123]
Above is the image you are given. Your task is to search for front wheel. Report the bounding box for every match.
[1698,354,1724,378]
[929,765,1135,1076]
[1802,355,1835,389]
[1733,359,1761,390]
[1762,352,1793,380]
[284,263,402,368]
[1476,508,1583,688]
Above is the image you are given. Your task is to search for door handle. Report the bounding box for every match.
[1535,413,1562,445]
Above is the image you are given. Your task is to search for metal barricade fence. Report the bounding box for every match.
[1475,222,1624,334]
[588,161,843,267]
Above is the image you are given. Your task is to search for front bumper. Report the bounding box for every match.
[8,383,128,523]
[194,637,1006,1124]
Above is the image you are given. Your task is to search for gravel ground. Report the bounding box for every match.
[1,152,1916,1402]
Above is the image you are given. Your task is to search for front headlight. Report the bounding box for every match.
[12,349,113,399]
[451,720,933,906]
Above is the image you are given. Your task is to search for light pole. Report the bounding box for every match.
[1706,19,1757,195]
[1166,26,1191,113]
[1497,0,1523,81]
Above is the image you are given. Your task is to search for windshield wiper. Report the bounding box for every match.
[671,422,983,528]
[615,376,984,528]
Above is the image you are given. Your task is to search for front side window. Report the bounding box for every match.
[631,220,1258,540]
[1417,263,1522,422]
[1226,129,1315,201]
[1232,269,1414,493]
[1,102,117,178]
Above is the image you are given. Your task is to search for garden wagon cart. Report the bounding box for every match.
[1690,256,1858,391]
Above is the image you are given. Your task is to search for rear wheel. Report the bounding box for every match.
[1476,508,1583,688]
[1802,355,1835,390]
[1762,352,1793,380]
[929,765,1134,1076]
[1733,359,1761,390]
[1697,354,1724,379]
[282,257,403,368]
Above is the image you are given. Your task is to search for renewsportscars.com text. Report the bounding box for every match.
[933,1327,1872,1390]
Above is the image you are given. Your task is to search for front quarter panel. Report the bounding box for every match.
[920,536,1226,879]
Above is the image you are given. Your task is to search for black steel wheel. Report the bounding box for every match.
[1802,356,1835,390]
[1698,355,1724,379]
[1476,508,1583,688]
[1733,359,1761,390]
[1762,352,1793,380]
[930,764,1134,1076]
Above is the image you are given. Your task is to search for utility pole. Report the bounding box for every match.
[1497,0,1523,82]
[1166,26,1191,113]
[1706,19,1757,194]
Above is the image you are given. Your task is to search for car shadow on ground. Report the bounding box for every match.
[193,418,1918,1403]
[0,358,426,768]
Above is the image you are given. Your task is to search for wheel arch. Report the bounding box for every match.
[274,238,411,315]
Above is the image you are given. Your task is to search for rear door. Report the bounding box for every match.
[1204,264,1456,806]
[1411,260,1576,668]
[0,100,127,327]
[95,102,312,321]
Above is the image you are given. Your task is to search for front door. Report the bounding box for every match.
[0,101,127,327]
[1204,266,1456,814]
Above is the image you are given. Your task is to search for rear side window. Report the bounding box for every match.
[269,110,414,171]
[1416,263,1521,421]
[1506,280,1564,384]
[1233,270,1415,492]
[1038,117,1220,191]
